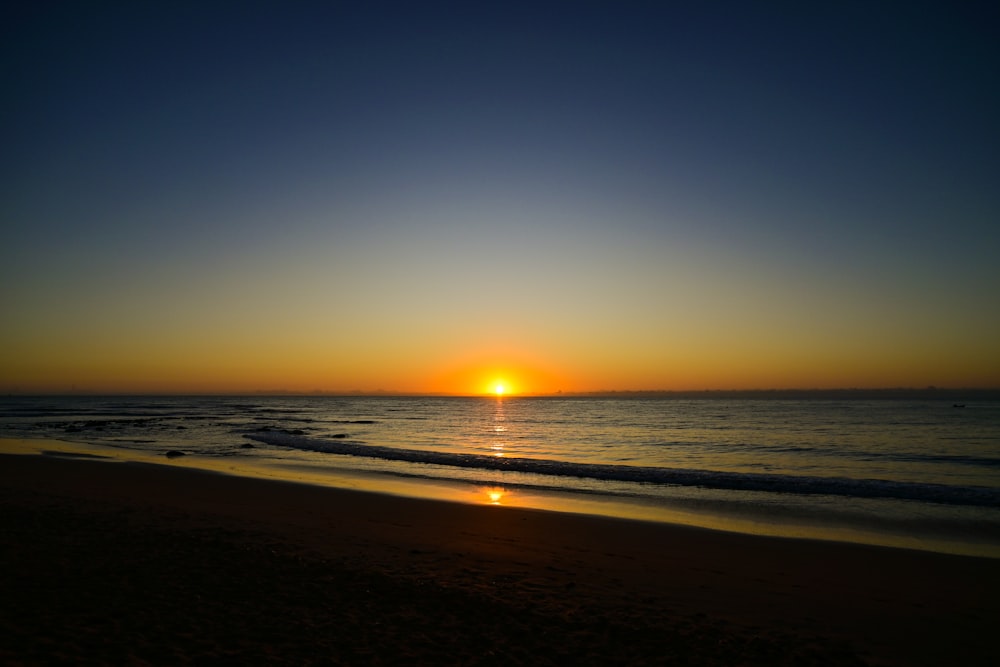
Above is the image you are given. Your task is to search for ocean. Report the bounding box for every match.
[2,394,999,557]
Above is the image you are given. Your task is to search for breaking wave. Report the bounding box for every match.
[245,431,1000,508]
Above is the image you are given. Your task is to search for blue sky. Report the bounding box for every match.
[2,1,998,392]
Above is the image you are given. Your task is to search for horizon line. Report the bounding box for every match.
[4,386,1000,398]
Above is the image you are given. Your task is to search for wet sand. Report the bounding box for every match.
[2,453,998,665]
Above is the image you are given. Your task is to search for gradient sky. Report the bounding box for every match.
[3,1,998,394]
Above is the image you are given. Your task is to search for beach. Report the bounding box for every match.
[2,453,998,666]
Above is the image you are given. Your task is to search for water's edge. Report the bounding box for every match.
[4,436,999,559]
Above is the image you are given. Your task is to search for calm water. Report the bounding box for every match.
[2,395,999,556]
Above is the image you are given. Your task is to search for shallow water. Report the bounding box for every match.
[2,395,999,556]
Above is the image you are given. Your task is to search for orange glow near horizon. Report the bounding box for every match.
[3,328,999,395]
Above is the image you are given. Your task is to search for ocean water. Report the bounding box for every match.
[2,395,999,557]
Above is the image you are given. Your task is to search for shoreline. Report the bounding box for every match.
[3,452,1000,665]
[4,436,999,560]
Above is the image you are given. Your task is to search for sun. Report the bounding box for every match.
[493,383,506,396]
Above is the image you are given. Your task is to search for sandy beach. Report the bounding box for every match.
[2,453,998,666]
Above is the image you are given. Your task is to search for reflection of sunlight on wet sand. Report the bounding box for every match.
[482,487,507,505]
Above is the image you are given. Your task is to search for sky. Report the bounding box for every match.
[2,1,998,395]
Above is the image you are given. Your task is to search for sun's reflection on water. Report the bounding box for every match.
[480,399,510,504]
[490,397,506,457]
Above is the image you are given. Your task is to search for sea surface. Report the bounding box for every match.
[2,394,999,557]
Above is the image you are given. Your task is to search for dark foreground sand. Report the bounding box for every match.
[2,454,998,666]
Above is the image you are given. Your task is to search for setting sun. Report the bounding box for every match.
[427,357,570,396]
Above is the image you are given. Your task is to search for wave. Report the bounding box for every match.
[244,432,1000,508]
[892,452,1000,468]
